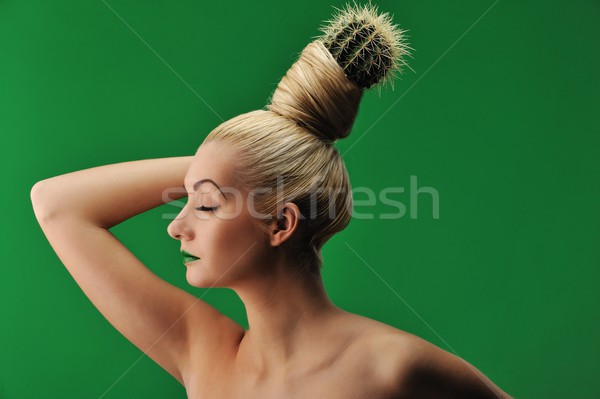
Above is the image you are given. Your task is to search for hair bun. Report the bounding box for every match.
[318,1,412,90]
[267,2,412,143]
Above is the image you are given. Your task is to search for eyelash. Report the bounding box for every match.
[195,206,216,212]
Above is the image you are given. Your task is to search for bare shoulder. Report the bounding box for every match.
[334,314,422,393]
[341,314,513,398]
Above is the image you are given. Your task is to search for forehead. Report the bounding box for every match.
[184,141,235,193]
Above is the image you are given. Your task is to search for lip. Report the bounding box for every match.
[181,249,200,264]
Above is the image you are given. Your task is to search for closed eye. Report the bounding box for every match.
[195,206,216,212]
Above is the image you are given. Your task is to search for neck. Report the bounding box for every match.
[230,258,343,373]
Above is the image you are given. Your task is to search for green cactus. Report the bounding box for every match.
[317,1,413,90]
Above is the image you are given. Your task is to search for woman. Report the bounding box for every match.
[31,3,512,398]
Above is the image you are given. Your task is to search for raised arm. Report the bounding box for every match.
[30,156,245,386]
[31,156,193,228]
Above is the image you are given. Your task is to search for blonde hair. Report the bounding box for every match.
[204,3,411,276]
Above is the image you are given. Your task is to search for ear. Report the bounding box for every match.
[269,202,301,248]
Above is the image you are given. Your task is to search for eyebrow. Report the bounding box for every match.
[183,178,227,199]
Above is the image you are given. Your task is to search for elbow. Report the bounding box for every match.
[30,180,44,215]
[30,180,62,222]
[30,180,45,207]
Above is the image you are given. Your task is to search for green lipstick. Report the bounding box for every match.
[181,250,200,264]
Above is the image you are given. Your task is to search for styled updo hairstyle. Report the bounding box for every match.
[204,2,411,277]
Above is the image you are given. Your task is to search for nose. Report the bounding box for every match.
[167,205,193,240]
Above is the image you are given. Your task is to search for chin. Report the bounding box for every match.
[186,273,211,288]
[186,268,226,288]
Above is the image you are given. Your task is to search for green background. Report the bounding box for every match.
[1,0,599,397]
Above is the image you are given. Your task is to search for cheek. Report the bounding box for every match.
[216,217,261,256]
[203,215,266,278]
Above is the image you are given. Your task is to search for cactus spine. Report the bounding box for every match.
[317,1,413,90]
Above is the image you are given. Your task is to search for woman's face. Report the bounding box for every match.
[167,141,271,288]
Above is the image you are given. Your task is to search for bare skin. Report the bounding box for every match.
[31,141,512,398]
